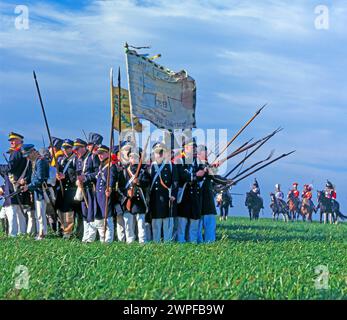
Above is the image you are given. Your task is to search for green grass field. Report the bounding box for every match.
[1,217,346,300]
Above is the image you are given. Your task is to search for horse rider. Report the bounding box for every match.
[287,182,300,205]
[325,180,336,200]
[217,188,233,221]
[302,184,314,210]
[275,184,284,201]
[251,178,261,196]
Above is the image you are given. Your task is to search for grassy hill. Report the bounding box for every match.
[0,217,346,300]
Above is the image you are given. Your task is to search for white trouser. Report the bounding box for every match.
[4,205,27,237]
[87,217,114,243]
[34,198,47,237]
[26,209,36,235]
[82,220,93,242]
[177,217,188,243]
[152,217,174,242]
[198,214,216,243]
[123,212,146,243]
[0,206,5,219]
[116,215,126,242]
[188,219,200,244]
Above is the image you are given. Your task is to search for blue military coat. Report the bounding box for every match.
[0,149,32,206]
[94,161,118,219]
[75,151,100,222]
[176,156,203,220]
[27,158,49,200]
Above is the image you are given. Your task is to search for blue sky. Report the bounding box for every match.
[0,0,346,217]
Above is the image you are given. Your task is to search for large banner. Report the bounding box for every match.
[112,87,142,132]
[126,49,196,130]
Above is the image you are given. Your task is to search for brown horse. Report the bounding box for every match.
[287,192,300,221]
[300,198,315,222]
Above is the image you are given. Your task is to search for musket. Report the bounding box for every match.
[1,189,23,201]
[218,150,295,192]
[225,127,283,178]
[211,103,267,165]
[233,151,295,184]
[231,149,275,181]
[125,135,151,212]
[33,71,64,197]
[82,130,88,142]
[103,67,118,241]
[216,136,269,167]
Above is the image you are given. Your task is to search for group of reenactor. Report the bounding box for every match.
[0,131,232,243]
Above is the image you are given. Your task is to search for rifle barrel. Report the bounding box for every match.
[212,103,267,164]
[33,71,64,196]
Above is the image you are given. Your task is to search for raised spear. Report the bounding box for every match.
[211,103,267,165]
[216,135,269,167]
[225,127,283,178]
[233,150,295,184]
[218,150,295,192]
[231,149,275,181]
[33,71,64,196]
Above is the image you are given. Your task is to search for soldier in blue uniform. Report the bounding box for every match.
[175,138,205,243]
[196,144,231,243]
[73,138,99,242]
[86,145,118,243]
[121,146,150,243]
[111,143,128,242]
[0,132,30,237]
[21,144,50,240]
[149,142,179,242]
[87,132,103,167]
[55,139,77,239]
[47,137,64,234]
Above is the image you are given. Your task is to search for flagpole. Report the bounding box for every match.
[118,68,122,149]
[103,67,117,241]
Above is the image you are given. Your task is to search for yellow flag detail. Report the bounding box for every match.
[112,87,143,132]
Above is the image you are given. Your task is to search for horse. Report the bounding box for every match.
[331,199,347,223]
[245,192,263,220]
[317,190,334,224]
[300,198,315,222]
[287,191,301,221]
[270,193,289,222]
[317,191,347,224]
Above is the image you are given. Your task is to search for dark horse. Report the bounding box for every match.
[331,199,347,222]
[317,191,347,224]
[270,193,289,222]
[245,192,263,220]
